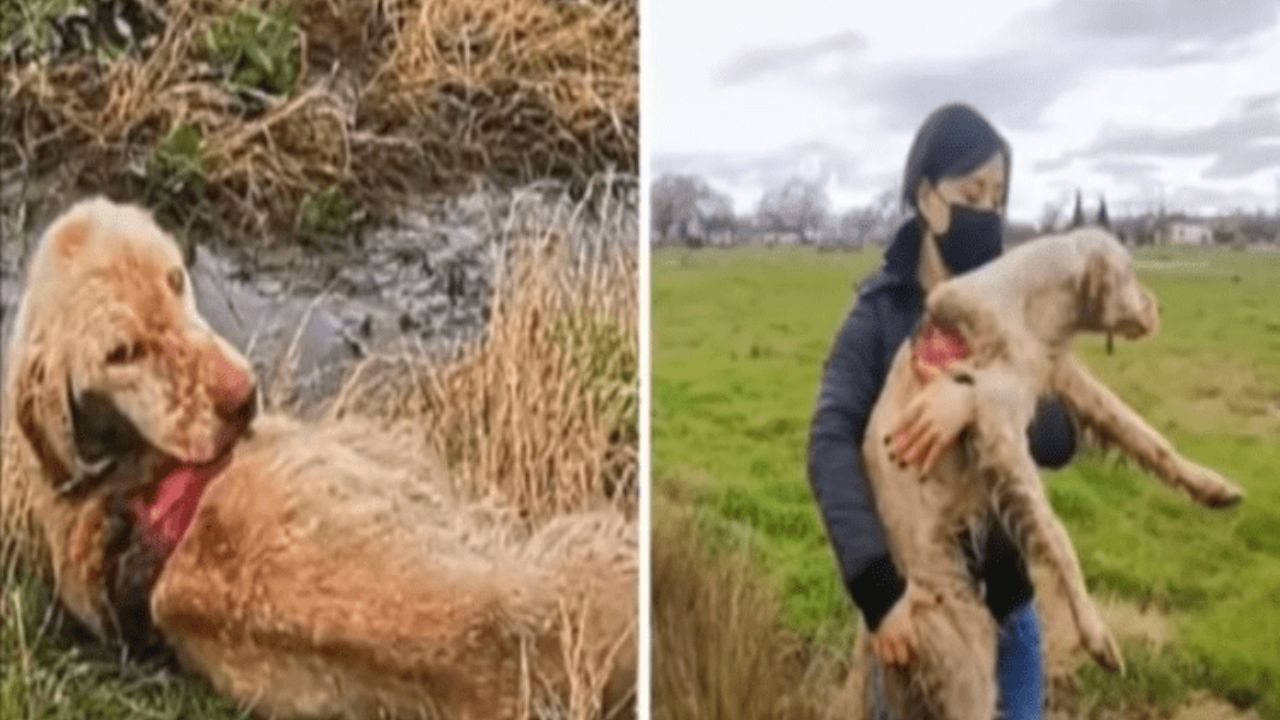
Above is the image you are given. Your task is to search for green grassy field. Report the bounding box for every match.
[653,244,1280,717]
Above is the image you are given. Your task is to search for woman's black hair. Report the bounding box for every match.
[900,103,1011,210]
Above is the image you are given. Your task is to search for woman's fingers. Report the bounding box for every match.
[899,633,916,664]
[875,631,911,666]
[896,414,931,456]
[891,402,926,448]
[900,425,937,465]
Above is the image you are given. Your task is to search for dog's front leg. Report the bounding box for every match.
[1052,356,1243,508]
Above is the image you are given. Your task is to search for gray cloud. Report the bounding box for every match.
[1243,92,1280,113]
[1204,143,1280,180]
[717,31,867,85]
[1091,159,1162,180]
[847,1,1277,130]
[867,50,1082,129]
[1047,0,1278,47]
[1087,107,1280,159]
[1165,183,1275,212]
[1041,94,1280,180]
[1033,156,1074,173]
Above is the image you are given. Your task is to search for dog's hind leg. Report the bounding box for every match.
[1052,356,1243,508]
[151,531,543,719]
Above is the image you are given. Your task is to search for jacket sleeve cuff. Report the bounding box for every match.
[847,555,907,631]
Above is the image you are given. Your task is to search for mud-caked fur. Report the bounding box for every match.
[855,228,1243,720]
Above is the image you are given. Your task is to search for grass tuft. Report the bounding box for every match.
[333,184,638,521]
[652,503,854,720]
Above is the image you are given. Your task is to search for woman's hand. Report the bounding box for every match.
[891,378,975,473]
[870,583,940,666]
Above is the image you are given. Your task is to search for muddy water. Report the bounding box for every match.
[0,181,636,408]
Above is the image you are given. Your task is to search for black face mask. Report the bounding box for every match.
[936,204,1004,276]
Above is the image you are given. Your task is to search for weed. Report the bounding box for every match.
[0,0,84,57]
[148,122,206,193]
[205,6,299,96]
[297,185,358,240]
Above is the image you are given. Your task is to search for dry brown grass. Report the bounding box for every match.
[327,206,640,717]
[651,503,855,720]
[330,199,637,522]
[1,0,637,240]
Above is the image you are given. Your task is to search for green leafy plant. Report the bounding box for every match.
[297,186,358,239]
[148,123,205,192]
[1,0,83,56]
[206,6,298,96]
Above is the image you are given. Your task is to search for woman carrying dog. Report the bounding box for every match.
[807,103,1077,719]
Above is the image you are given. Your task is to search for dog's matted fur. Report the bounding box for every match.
[854,228,1243,719]
[1,198,636,719]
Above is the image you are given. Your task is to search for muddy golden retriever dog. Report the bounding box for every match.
[1,198,636,719]
[854,228,1243,720]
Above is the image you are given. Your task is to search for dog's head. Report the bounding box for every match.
[1074,229,1159,345]
[7,198,257,497]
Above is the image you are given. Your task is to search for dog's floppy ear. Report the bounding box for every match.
[12,349,75,490]
[9,341,137,495]
[1080,251,1112,325]
[1080,251,1117,353]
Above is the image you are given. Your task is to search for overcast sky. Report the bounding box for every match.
[648,0,1280,223]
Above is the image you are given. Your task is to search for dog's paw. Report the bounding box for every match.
[1183,464,1244,509]
[1081,622,1124,674]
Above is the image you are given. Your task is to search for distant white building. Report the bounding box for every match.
[1163,221,1212,246]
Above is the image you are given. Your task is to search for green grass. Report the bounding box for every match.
[1,561,247,719]
[653,245,1280,716]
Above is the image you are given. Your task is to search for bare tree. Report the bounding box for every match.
[650,174,735,245]
[757,178,830,243]
[839,189,903,248]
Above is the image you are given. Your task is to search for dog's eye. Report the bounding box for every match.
[105,343,145,365]
[167,268,185,296]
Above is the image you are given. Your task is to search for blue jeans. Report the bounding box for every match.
[996,601,1043,720]
[866,601,1043,719]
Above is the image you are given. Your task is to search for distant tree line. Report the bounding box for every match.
[651,173,907,248]
[653,174,1280,250]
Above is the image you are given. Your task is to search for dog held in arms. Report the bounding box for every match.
[0,198,636,719]
[853,227,1244,719]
